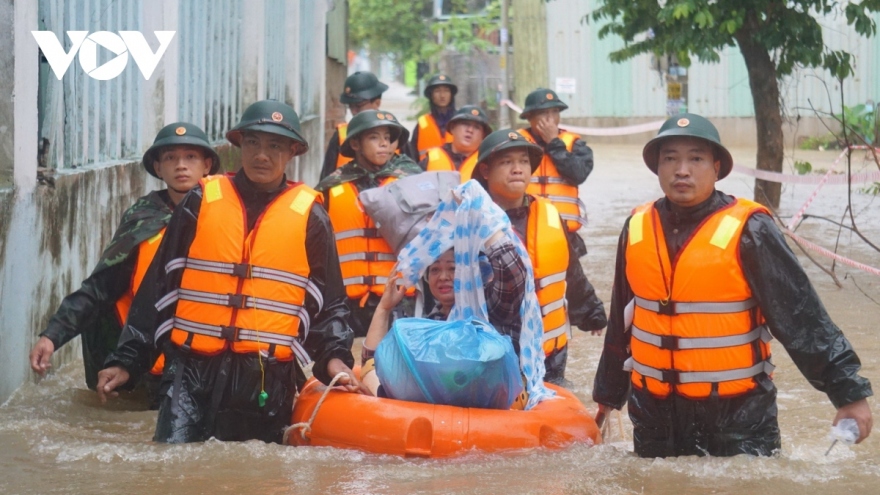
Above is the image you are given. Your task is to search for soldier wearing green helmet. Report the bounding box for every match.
[30,122,219,407]
[473,129,607,385]
[321,71,411,180]
[98,100,364,443]
[411,74,458,161]
[517,88,594,236]
[420,105,492,180]
[316,110,422,337]
[593,113,873,458]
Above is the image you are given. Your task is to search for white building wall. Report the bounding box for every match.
[544,0,879,120]
[0,0,329,404]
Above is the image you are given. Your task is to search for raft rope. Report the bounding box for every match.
[283,372,350,444]
[599,409,628,443]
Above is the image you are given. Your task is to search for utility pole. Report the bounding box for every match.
[499,0,509,128]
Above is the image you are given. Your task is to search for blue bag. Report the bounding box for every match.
[375,317,523,409]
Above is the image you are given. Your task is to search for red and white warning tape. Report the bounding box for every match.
[783,228,880,277]
[500,100,664,136]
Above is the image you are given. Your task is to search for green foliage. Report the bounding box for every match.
[794,160,813,175]
[798,133,840,151]
[349,0,433,61]
[589,0,879,78]
[350,0,500,66]
[862,181,880,195]
[836,103,879,145]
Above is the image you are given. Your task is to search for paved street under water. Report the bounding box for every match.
[2,141,879,494]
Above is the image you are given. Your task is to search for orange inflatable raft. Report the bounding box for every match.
[285,378,602,457]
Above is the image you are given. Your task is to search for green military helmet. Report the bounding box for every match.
[476,128,543,172]
[423,74,458,98]
[340,109,410,158]
[142,122,221,178]
[340,71,389,104]
[225,100,309,154]
[446,105,493,136]
[642,113,734,179]
[519,88,569,119]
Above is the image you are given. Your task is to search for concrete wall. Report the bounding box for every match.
[0,0,330,404]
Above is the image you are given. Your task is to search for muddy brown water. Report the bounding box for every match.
[2,145,879,494]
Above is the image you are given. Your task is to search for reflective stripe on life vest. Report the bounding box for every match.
[326,179,405,300]
[519,129,586,232]
[526,197,571,355]
[416,114,453,160]
[624,198,773,399]
[166,175,319,363]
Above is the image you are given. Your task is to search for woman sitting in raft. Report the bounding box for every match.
[359,181,555,410]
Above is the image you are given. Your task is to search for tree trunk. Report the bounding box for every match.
[735,22,783,209]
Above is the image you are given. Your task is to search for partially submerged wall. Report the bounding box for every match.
[0,163,156,402]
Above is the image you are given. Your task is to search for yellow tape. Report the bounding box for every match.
[290,190,314,215]
[629,212,644,245]
[204,179,222,203]
[546,202,561,230]
[330,185,345,198]
[147,231,164,244]
[709,215,742,249]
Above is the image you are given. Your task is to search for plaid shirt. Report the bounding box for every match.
[424,239,527,354]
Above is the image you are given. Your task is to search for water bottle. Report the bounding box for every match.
[830,418,860,445]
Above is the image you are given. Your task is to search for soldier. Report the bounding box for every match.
[320,71,389,181]
[593,113,872,457]
[29,122,219,405]
[97,100,362,443]
[316,110,423,337]
[411,74,457,160]
[473,129,607,384]
[420,105,492,181]
[518,88,594,237]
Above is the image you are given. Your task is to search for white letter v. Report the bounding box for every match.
[119,31,176,80]
[32,31,88,80]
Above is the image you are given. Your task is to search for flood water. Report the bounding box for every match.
[2,144,879,494]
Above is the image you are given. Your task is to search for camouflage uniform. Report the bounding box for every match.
[40,191,172,392]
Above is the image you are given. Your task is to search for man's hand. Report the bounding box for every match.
[835,398,873,444]
[96,366,130,404]
[534,114,560,143]
[29,337,55,376]
[326,358,370,395]
[595,403,612,429]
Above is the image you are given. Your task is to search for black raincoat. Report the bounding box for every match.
[106,170,354,444]
[521,127,595,186]
[592,191,873,457]
[41,190,172,394]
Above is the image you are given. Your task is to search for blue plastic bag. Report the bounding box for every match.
[375,317,523,409]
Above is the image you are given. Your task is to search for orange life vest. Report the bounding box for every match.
[524,197,571,355]
[425,147,478,180]
[518,129,587,233]
[416,114,453,160]
[156,175,320,364]
[114,229,167,375]
[326,179,411,301]
[334,122,349,169]
[624,198,774,400]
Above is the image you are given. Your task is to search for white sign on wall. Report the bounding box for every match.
[555,77,576,94]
